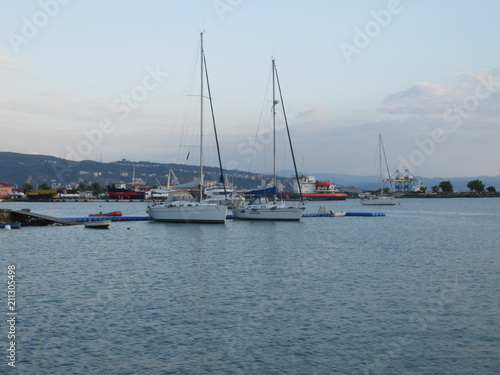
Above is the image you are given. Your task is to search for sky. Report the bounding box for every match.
[1,0,500,178]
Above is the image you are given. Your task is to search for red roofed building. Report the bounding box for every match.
[0,183,13,198]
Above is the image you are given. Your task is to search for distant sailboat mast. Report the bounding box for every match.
[380,134,393,193]
[378,134,383,195]
[378,133,393,196]
[272,58,278,204]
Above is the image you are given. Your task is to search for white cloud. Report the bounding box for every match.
[293,106,329,121]
[379,68,500,118]
[0,49,25,71]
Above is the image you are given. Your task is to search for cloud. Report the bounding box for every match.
[379,68,500,118]
[293,106,328,120]
[0,94,168,126]
[370,67,500,176]
[0,96,108,122]
[379,82,457,116]
[0,49,26,71]
[268,67,500,177]
[0,49,29,85]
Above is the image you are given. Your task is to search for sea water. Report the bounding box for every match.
[1,198,499,374]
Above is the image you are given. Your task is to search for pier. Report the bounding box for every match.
[8,209,80,226]
[61,212,385,222]
[60,216,151,222]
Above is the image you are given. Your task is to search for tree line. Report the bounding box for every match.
[23,182,108,196]
[431,179,496,194]
[23,179,497,195]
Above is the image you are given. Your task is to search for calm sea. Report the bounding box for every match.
[1,198,499,374]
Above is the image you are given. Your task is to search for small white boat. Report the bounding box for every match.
[0,222,21,229]
[359,194,396,205]
[84,220,111,229]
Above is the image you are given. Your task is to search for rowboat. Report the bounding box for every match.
[84,220,111,229]
[88,211,122,217]
[0,222,21,229]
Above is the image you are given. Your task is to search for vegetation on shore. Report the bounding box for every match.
[429,179,496,196]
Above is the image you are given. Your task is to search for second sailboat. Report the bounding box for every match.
[232,59,305,221]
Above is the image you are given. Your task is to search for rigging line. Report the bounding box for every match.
[203,54,227,196]
[249,65,273,173]
[174,42,201,162]
[175,38,202,164]
[274,62,304,204]
[380,135,393,191]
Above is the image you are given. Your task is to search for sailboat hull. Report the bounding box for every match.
[232,206,305,221]
[360,196,397,205]
[147,203,227,224]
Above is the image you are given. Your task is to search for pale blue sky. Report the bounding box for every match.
[1,0,500,178]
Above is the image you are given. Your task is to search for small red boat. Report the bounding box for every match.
[88,211,123,217]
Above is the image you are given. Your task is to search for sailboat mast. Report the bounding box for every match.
[275,62,304,204]
[199,32,204,202]
[380,134,393,193]
[379,134,383,195]
[272,59,277,203]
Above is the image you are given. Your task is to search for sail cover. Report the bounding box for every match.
[244,187,277,196]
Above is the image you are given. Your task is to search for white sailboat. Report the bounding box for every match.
[360,134,397,206]
[232,59,305,221]
[147,33,227,224]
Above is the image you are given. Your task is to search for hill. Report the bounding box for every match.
[1,152,499,192]
[0,152,272,190]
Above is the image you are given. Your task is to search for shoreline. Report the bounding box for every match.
[1,193,500,203]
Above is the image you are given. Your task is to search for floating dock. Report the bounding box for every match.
[2,208,385,226]
[61,212,385,222]
[60,216,151,222]
[302,212,385,217]
[345,212,385,217]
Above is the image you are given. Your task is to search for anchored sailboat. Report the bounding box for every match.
[147,33,228,223]
[232,59,305,221]
[360,134,397,205]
